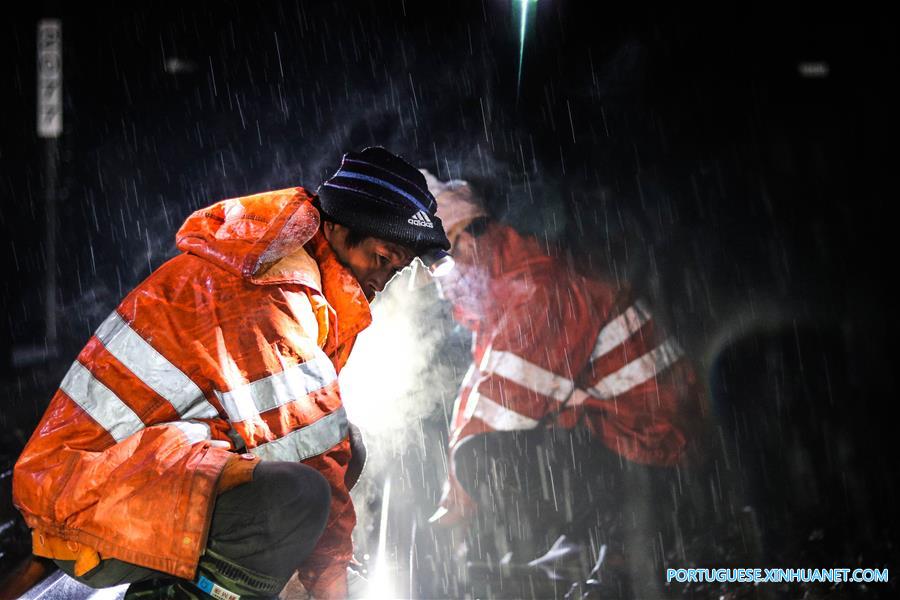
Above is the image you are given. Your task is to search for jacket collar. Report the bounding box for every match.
[305,230,372,351]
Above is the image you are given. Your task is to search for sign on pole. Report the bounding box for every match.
[37,19,62,138]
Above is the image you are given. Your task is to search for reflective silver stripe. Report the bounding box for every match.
[587,338,684,399]
[460,363,478,390]
[590,300,651,361]
[216,350,338,423]
[480,349,574,402]
[95,311,218,420]
[250,406,348,462]
[59,361,144,443]
[450,363,479,427]
[469,390,539,431]
[169,420,212,444]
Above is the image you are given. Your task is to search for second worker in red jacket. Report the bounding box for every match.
[422,170,707,579]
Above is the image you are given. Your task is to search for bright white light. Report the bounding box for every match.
[360,477,396,600]
[516,0,539,92]
[363,567,396,600]
[428,254,456,278]
[340,269,438,438]
[340,271,449,598]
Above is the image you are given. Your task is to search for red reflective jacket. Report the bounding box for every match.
[435,222,705,521]
[13,188,370,598]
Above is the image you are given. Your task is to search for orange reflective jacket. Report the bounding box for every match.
[434,222,705,522]
[13,188,371,598]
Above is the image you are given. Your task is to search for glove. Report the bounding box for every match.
[345,423,367,490]
[346,566,369,599]
[428,478,477,528]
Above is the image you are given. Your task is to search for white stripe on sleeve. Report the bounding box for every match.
[480,349,575,402]
[590,300,651,361]
[250,406,349,462]
[59,361,145,443]
[215,349,338,423]
[94,311,218,420]
[469,390,540,431]
[587,338,684,399]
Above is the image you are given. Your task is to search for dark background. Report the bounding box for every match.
[1,2,897,595]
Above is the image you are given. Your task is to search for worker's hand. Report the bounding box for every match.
[345,423,367,490]
[428,479,477,528]
[346,565,369,600]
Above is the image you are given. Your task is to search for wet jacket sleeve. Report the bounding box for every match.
[11,307,236,578]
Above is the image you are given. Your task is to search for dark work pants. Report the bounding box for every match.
[453,428,705,598]
[56,461,331,592]
[453,427,686,553]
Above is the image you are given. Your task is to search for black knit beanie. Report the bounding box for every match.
[316,147,451,252]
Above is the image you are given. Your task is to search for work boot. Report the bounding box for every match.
[124,548,288,600]
[193,548,286,599]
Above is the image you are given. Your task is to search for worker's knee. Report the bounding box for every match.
[276,462,331,536]
[257,460,329,499]
[207,461,331,577]
[248,461,332,536]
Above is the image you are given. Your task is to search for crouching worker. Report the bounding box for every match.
[422,171,708,589]
[13,148,450,599]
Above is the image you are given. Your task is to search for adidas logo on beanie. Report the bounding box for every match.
[317,147,449,252]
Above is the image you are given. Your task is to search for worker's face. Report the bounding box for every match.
[447,230,479,267]
[435,228,481,294]
[323,221,415,302]
[434,230,491,323]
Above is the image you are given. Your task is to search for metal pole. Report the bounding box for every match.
[43,139,58,346]
[37,19,62,349]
